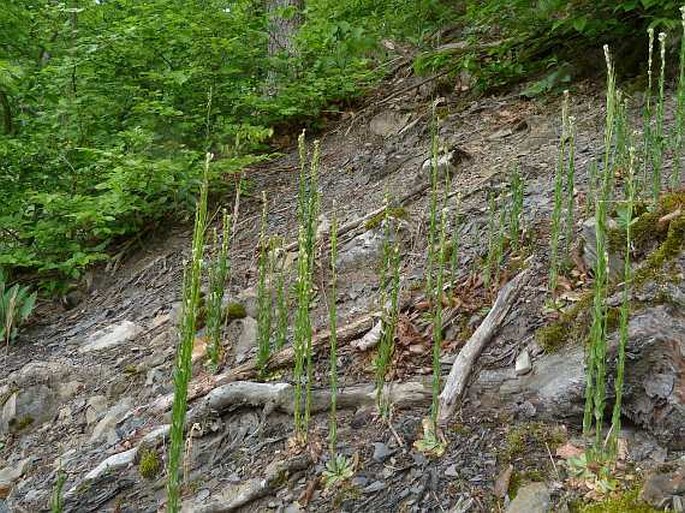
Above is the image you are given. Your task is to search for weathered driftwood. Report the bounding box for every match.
[184,454,312,513]
[187,379,433,423]
[438,270,530,424]
[469,304,685,450]
[147,313,378,414]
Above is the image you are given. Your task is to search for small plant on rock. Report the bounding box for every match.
[273,238,289,351]
[167,153,210,513]
[651,32,667,203]
[50,469,66,513]
[673,7,685,189]
[508,165,525,252]
[328,210,339,454]
[139,447,161,479]
[375,200,402,418]
[256,191,273,375]
[293,132,320,442]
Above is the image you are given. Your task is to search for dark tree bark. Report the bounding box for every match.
[265,0,303,96]
[0,89,13,135]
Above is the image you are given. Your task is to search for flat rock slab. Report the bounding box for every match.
[235,317,258,364]
[80,320,141,353]
[506,482,551,513]
[0,459,30,499]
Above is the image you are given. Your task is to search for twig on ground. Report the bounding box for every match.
[438,270,530,423]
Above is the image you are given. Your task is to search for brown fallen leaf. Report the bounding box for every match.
[556,441,585,459]
[494,464,514,499]
[299,477,320,507]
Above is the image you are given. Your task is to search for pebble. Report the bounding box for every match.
[351,476,369,488]
[372,442,391,463]
[445,464,459,478]
[515,349,532,375]
[80,320,140,353]
[364,480,386,494]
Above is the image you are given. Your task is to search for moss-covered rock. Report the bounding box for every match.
[223,302,247,321]
[572,487,661,512]
[538,192,685,353]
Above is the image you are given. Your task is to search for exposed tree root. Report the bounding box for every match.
[183,454,312,513]
[147,313,378,415]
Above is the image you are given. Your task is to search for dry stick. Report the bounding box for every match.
[438,270,530,424]
[148,313,377,414]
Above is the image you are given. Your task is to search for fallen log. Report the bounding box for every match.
[438,270,530,424]
[187,379,433,424]
[183,454,312,513]
[147,313,378,415]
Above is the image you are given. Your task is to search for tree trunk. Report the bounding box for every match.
[0,89,13,135]
[265,0,303,96]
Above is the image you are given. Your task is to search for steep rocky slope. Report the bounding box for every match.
[1,73,684,513]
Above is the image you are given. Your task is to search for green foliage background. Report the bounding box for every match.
[0,0,682,289]
[0,0,448,287]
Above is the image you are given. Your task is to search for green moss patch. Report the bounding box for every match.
[223,302,247,321]
[364,207,408,230]
[138,447,161,479]
[573,487,661,513]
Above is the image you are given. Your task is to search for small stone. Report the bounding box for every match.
[444,464,459,478]
[86,395,108,425]
[381,466,395,479]
[506,483,551,513]
[191,336,208,365]
[369,110,409,138]
[145,368,164,387]
[80,320,141,353]
[235,288,258,319]
[515,350,532,376]
[235,317,258,363]
[82,447,138,482]
[351,476,369,488]
[57,380,83,400]
[641,464,685,510]
[197,489,211,502]
[89,397,133,444]
[412,452,428,467]
[284,503,302,513]
[364,480,386,494]
[372,442,391,463]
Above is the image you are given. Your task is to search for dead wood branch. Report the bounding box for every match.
[438,270,530,423]
[188,380,433,423]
